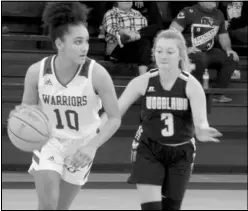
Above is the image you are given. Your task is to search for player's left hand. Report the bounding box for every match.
[195,127,222,143]
[71,144,98,169]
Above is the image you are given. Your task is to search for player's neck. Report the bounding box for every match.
[158,67,181,83]
[55,54,80,76]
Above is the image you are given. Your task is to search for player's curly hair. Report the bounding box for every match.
[42,2,90,43]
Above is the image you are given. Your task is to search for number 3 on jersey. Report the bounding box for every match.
[54,109,79,131]
[161,113,174,137]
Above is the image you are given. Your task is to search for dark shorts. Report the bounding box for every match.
[127,137,196,200]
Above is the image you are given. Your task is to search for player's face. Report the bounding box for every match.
[154,38,181,71]
[61,24,89,65]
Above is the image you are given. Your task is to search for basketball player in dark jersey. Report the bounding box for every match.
[101,29,222,210]
[10,2,121,210]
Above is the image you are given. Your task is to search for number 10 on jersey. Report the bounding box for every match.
[161,113,174,137]
[54,109,79,131]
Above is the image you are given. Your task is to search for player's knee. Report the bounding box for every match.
[162,197,182,210]
[141,201,162,210]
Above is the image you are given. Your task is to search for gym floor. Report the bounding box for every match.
[2,173,247,210]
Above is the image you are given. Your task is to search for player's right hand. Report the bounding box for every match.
[9,104,26,118]
[195,126,222,143]
[9,104,40,118]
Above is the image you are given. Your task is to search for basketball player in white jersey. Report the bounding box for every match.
[11,2,121,210]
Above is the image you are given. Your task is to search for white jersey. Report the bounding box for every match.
[38,55,102,141]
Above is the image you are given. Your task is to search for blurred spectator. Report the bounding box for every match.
[110,2,173,47]
[170,1,239,103]
[100,1,178,45]
[219,1,248,45]
[102,1,151,75]
[169,2,196,19]
[119,2,195,46]
[133,1,172,27]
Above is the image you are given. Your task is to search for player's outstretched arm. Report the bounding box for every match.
[85,63,121,148]
[72,63,123,167]
[72,72,149,167]
[186,75,222,143]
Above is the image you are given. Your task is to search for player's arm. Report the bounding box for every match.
[119,73,149,116]
[73,71,149,165]
[8,61,40,119]
[22,61,41,105]
[86,63,121,148]
[100,72,150,127]
[186,75,209,128]
[186,75,222,142]
[9,61,40,117]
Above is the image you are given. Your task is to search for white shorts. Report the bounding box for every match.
[28,137,94,186]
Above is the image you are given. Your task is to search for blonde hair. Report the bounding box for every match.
[152,29,195,73]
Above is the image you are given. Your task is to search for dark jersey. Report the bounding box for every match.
[174,4,226,51]
[140,69,195,145]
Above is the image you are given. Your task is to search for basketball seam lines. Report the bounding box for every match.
[27,108,50,136]
[29,107,49,122]
[12,115,47,137]
[8,128,42,144]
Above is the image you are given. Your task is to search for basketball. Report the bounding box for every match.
[7,105,50,152]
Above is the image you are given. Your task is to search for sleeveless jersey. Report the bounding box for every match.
[38,55,102,140]
[140,69,195,145]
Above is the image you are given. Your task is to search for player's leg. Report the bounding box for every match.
[56,180,81,210]
[162,141,196,210]
[32,170,61,210]
[57,160,93,209]
[28,142,64,210]
[136,184,162,210]
[127,138,165,210]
